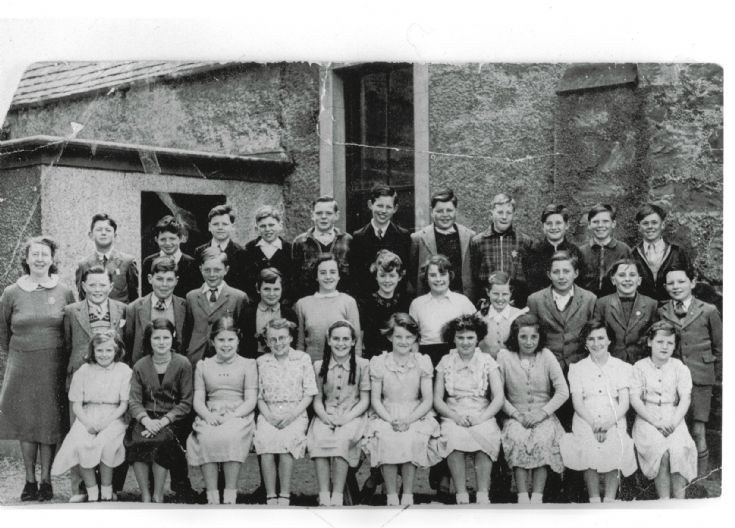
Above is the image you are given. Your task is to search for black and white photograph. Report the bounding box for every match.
[0,5,728,525]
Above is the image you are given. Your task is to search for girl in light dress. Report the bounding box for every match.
[496,313,569,504]
[254,318,317,506]
[51,332,131,502]
[363,313,441,506]
[559,320,637,502]
[630,321,697,499]
[307,320,370,506]
[186,316,258,505]
[478,271,528,358]
[433,314,504,505]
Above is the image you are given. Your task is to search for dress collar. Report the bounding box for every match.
[17,274,59,292]
[450,348,482,370]
[328,357,352,371]
[384,351,419,373]
[314,291,339,299]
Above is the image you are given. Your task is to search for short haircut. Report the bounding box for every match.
[142,318,179,356]
[310,253,342,284]
[209,315,242,342]
[490,192,515,210]
[665,266,696,282]
[200,246,229,267]
[442,313,489,344]
[90,213,118,233]
[254,205,282,224]
[540,204,570,223]
[505,313,546,354]
[486,270,511,288]
[635,203,666,223]
[369,184,398,204]
[265,317,297,342]
[421,254,455,287]
[548,250,579,272]
[150,255,178,276]
[645,320,681,352]
[85,331,126,364]
[208,204,235,223]
[381,312,420,341]
[587,203,616,222]
[607,258,642,280]
[312,195,339,212]
[430,188,457,208]
[257,267,283,288]
[21,236,58,276]
[81,264,113,284]
[580,318,614,346]
[369,249,404,275]
[153,215,183,238]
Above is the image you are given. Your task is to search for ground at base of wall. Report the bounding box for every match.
[0,430,721,506]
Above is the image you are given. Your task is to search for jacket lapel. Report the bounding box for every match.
[109,301,126,329]
[73,302,94,338]
[543,288,566,327]
[458,224,471,257]
[607,294,626,329]
[173,296,186,337]
[679,299,704,330]
[658,300,678,324]
[421,226,437,255]
[563,287,584,322]
[210,285,230,316]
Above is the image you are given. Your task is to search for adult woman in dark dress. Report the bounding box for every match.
[0,236,75,501]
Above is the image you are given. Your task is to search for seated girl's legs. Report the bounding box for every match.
[584,469,601,500]
[602,470,619,501]
[447,451,468,494]
[530,466,547,503]
[314,458,331,494]
[654,451,672,499]
[381,464,399,504]
[151,462,168,503]
[20,441,38,482]
[331,457,349,496]
[260,454,278,499]
[222,462,242,504]
[79,466,98,489]
[278,454,295,496]
[474,452,492,496]
[514,467,530,501]
[201,462,219,492]
[132,462,152,502]
[671,472,687,499]
[400,463,416,494]
[39,443,54,484]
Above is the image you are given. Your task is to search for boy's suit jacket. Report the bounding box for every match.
[182,284,248,366]
[123,293,188,366]
[195,239,248,293]
[594,293,658,363]
[409,223,476,300]
[658,298,722,385]
[527,285,597,370]
[141,252,201,299]
[75,249,139,303]
[63,299,127,383]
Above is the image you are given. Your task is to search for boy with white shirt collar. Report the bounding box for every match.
[195,204,247,292]
[291,196,352,300]
[142,215,200,298]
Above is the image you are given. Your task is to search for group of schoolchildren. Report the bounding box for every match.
[0,184,721,507]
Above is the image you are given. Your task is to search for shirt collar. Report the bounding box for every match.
[552,288,574,302]
[17,274,59,292]
[675,296,693,311]
[257,302,281,313]
[96,250,114,261]
[371,219,391,237]
[485,224,515,237]
[310,227,338,240]
[487,305,513,320]
[256,237,283,250]
[201,282,225,296]
[428,290,452,301]
[210,239,230,251]
[328,357,352,371]
[87,299,109,313]
[159,249,182,263]
[645,238,665,252]
[263,348,299,363]
[151,295,173,310]
[590,237,615,248]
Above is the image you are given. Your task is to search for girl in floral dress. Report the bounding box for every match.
[254,318,317,505]
[496,313,569,504]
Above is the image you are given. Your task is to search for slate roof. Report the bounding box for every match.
[11,61,226,107]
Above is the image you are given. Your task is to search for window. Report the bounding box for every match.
[341,64,415,232]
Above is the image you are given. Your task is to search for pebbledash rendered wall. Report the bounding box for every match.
[426,63,723,291]
[4,63,322,240]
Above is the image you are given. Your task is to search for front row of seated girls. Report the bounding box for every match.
[51,309,698,505]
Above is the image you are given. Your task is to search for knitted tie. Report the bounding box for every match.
[376,228,383,240]
[154,298,166,311]
[674,300,687,318]
[209,288,218,303]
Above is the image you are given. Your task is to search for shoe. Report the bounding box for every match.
[400,493,413,506]
[277,495,290,506]
[20,481,38,502]
[455,492,470,504]
[318,492,331,506]
[38,482,53,501]
[266,495,278,506]
[68,493,87,503]
[475,493,490,505]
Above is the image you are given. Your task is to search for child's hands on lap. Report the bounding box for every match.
[452,412,471,427]
[330,415,348,427]
[656,417,675,437]
[205,412,222,426]
[526,409,548,426]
